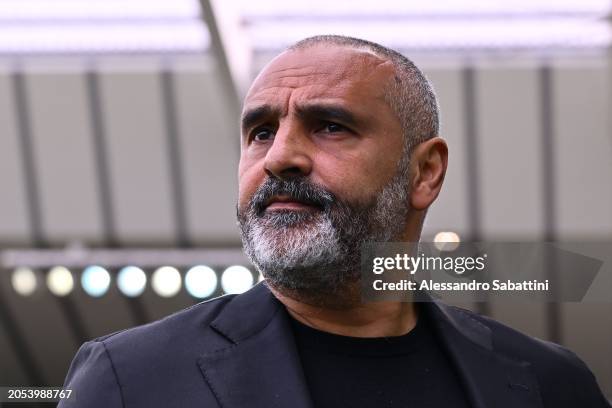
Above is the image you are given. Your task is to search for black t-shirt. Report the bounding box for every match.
[289,309,472,408]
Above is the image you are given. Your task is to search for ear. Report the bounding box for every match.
[409,137,448,210]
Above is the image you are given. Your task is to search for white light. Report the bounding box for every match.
[237,0,610,18]
[185,265,218,298]
[152,266,182,297]
[47,266,74,296]
[258,273,264,283]
[117,266,147,297]
[11,267,38,296]
[247,18,611,51]
[0,22,209,54]
[0,0,201,21]
[434,231,461,251]
[81,265,111,297]
[221,265,254,294]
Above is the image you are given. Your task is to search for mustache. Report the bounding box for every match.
[249,177,336,215]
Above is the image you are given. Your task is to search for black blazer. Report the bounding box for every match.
[60,282,610,407]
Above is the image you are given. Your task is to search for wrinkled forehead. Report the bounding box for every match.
[243,45,396,108]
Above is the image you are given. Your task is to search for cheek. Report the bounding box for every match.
[314,147,400,202]
[237,159,264,209]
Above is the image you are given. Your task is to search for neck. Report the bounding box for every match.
[269,284,418,338]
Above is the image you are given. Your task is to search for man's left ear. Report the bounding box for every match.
[409,137,448,210]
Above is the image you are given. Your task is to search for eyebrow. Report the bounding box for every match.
[241,105,281,133]
[295,103,360,128]
[240,102,362,135]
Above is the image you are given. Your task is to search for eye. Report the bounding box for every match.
[322,122,346,133]
[252,127,275,142]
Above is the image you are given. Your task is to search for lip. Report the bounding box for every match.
[266,202,313,210]
[265,195,319,211]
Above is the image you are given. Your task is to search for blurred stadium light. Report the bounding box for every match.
[185,265,218,298]
[235,0,611,17]
[80,265,111,297]
[117,266,147,297]
[0,0,608,55]
[10,267,37,296]
[221,265,254,294]
[2,247,255,299]
[46,266,74,297]
[237,0,612,51]
[0,0,208,54]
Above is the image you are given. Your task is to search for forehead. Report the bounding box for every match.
[243,45,395,112]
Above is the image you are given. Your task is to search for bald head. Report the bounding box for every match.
[288,35,440,153]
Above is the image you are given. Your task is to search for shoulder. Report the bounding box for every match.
[461,307,588,373]
[88,293,240,383]
[446,305,610,407]
[60,294,240,408]
[96,293,236,351]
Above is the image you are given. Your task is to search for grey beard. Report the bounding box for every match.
[237,157,410,305]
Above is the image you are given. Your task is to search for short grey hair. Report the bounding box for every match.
[288,35,440,153]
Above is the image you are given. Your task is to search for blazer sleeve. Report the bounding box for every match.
[58,340,124,408]
[557,344,612,407]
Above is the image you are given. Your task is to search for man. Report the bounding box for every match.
[60,35,610,407]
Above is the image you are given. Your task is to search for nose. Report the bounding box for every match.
[263,122,313,180]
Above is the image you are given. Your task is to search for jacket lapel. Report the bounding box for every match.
[198,283,544,408]
[420,294,544,408]
[197,282,314,408]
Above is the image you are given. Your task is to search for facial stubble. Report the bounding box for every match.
[237,155,411,307]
